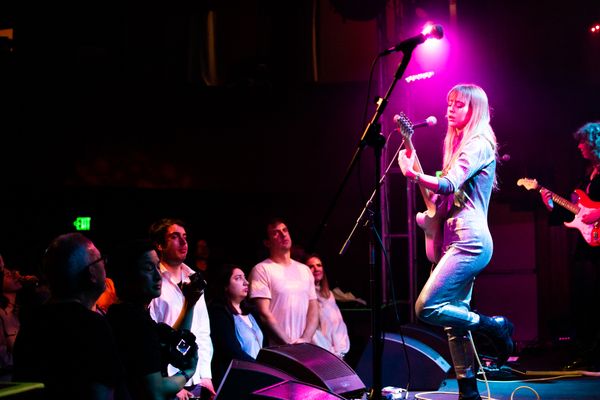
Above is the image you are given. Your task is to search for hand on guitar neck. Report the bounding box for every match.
[395,113,438,205]
[396,112,445,263]
[540,188,555,211]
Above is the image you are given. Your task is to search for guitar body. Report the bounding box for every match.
[564,189,600,247]
[416,209,445,263]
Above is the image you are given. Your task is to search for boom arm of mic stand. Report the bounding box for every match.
[339,138,406,255]
[308,104,386,252]
[309,50,414,252]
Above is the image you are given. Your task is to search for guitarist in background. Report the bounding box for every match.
[539,121,600,371]
[398,84,513,400]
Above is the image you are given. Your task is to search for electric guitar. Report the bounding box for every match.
[396,112,445,263]
[517,177,600,246]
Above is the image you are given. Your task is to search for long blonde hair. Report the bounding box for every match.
[442,84,498,184]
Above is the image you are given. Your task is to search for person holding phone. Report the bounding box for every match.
[107,239,202,400]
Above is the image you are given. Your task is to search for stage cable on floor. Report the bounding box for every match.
[471,331,540,400]
[470,330,494,400]
[509,386,540,400]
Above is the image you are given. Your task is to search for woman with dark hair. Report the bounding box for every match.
[208,264,263,388]
[304,254,349,359]
[106,239,202,400]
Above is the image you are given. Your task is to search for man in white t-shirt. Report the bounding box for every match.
[148,218,215,399]
[249,218,318,345]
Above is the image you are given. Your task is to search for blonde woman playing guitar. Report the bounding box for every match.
[396,84,512,400]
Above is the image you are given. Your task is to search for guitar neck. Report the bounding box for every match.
[543,187,580,215]
[405,137,436,210]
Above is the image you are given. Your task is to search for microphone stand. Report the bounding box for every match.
[339,135,406,256]
[310,47,416,399]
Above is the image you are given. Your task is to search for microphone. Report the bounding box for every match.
[412,116,437,129]
[380,24,444,56]
[393,114,437,129]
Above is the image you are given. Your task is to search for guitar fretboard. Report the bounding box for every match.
[547,190,580,215]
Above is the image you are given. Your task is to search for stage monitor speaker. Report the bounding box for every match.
[398,322,452,364]
[250,380,346,400]
[215,359,296,400]
[256,343,366,399]
[355,333,451,391]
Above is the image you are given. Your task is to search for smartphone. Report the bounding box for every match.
[176,338,191,356]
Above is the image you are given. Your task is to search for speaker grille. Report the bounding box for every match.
[264,343,353,380]
[251,380,346,399]
[257,343,366,397]
[215,360,296,400]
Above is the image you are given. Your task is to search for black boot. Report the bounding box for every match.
[476,315,514,366]
[457,376,481,400]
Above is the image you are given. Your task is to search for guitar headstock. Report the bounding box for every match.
[516,178,540,191]
[393,112,414,142]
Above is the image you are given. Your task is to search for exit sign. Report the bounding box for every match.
[73,217,91,231]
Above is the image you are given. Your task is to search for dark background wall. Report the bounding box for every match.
[1,0,599,342]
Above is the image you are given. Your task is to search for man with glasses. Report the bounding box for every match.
[13,232,123,400]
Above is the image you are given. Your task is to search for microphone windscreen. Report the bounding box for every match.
[430,24,444,39]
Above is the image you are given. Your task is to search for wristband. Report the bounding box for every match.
[177,370,192,382]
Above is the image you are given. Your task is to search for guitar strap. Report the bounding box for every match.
[587,166,599,194]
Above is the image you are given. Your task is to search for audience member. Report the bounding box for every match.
[107,239,201,400]
[248,218,318,345]
[194,239,210,274]
[0,253,50,380]
[12,233,123,400]
[304,254,350,358]
[148,218,215,399]
[208,264,263,388]
[0,254,23,381]
[95,276,117,315]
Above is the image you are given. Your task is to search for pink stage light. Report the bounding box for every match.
[405,71,435,83]
[591,24,600,33]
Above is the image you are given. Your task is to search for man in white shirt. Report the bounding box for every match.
[148,218,215,399]
[249,218,318,346]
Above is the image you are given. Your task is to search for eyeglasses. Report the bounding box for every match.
[83,254,108,270]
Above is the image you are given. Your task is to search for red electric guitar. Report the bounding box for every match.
[517,177,600,246]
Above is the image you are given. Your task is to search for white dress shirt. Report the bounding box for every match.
[149,262,213,384]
